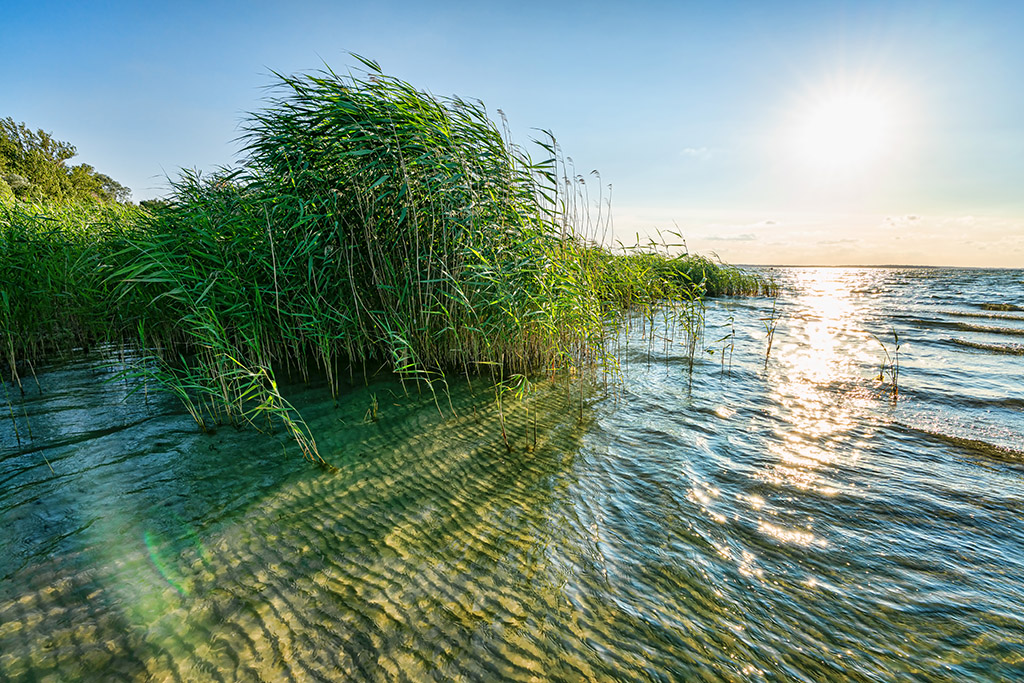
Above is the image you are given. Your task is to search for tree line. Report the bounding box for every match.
[0,117,130,203]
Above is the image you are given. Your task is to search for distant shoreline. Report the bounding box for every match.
[738,263,1024,270]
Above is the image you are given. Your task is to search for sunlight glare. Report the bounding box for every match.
[790,88,898,175]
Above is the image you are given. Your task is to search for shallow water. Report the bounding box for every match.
[1,267,1023,681]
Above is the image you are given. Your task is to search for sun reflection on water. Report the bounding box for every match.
[757,520,825,548]
[755,269,884,544]
[776,267,877,385]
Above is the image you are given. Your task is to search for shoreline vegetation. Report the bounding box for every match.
[1,60,773,466]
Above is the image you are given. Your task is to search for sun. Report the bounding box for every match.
[790,89,895,175]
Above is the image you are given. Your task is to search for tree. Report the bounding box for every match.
[138,197,171,212]
[0,175,13,204]
[0,117,130,202]
[68,163,131,202]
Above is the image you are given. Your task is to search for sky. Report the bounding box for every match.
[3,0,1022,267]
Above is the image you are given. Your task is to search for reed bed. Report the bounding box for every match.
[0,201,146,380]
[1,62,771,464]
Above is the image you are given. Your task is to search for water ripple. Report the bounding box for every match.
[2,267,1024,680]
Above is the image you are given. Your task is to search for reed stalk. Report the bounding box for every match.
[1,61,773,464]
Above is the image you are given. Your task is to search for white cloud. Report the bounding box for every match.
[681,146,712,160]
[882,214,921,228]
[703,232,757,242]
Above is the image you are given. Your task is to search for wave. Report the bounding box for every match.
[909,319,1024,336]
[950,339,1024,356]
[897,422,1024,463]
[898,386,1024,412]
[940,310,1024,322]
[980,303,1024,312]
[928,321,1024,337]
[956,322,1024,337]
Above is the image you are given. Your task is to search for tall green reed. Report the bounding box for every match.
[0,201,145,388]
[2,60,773,465]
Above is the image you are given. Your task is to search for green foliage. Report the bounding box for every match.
[0,201,145,368]
[1,62,773,464]
[69,163,131,203]
[0,176,13,205]
[0,117,130,202]
[138,198,171,213]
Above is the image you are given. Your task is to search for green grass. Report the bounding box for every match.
[1,60,772,465]
[0,201,146,374]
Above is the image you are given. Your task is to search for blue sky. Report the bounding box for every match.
[3,0,1022,265]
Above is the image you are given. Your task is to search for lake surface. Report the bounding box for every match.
[2,267,1023,681]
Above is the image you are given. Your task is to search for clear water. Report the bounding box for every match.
[1,267,1023,681]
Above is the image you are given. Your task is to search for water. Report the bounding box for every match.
[1,267,1023,681]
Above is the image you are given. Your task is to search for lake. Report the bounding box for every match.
[2,267,1022,681]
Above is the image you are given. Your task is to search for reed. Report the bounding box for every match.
[761,294,781,367]
[873,328,901,399]
[0,201,146,388]
[1,61,773,464]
